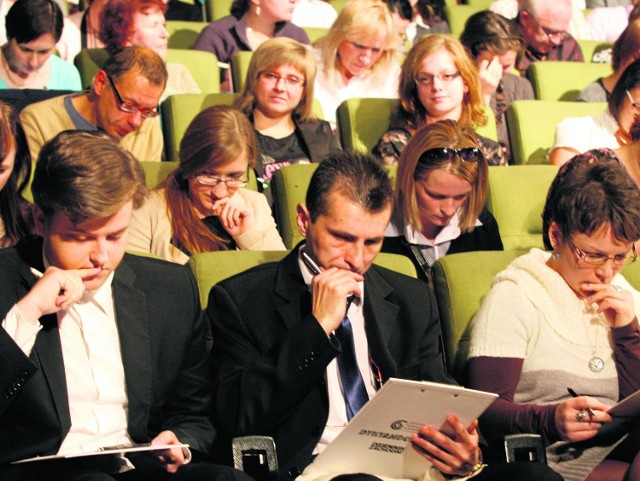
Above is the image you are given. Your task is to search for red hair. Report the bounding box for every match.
[100,0,167,55]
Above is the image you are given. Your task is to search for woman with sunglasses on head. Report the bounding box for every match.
[313,0,402,127]
[551,58,640,166]
[374,34,508,166]
[234,37,339,206]
[127,105,285,264]
[467,154,640,481]
[460,10,534,159]
[383,120,503,283]
[0,0,81,90]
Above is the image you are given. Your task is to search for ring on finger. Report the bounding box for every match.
[576,409,587,422]
[611,284,622,293]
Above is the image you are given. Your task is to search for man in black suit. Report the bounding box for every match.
[0,131,250,481]
[208,152,564,481]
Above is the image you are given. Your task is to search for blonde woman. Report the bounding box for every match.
[313,0,402,126]
[235,37,339,205]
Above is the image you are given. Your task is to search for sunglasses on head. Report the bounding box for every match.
[418,147,483,164]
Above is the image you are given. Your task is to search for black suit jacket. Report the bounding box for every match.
[207,247,452,479]
[0,237,213,467]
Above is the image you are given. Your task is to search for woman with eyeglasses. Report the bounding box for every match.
[0,0,81,90]
[382,120,503,283]
[467,154,640,481]
[373,34,508,166]
[234,37,339,206]
[551,58,640,166]
[313,0,402,127]
[127,105,285,264]
[460,11,534,159]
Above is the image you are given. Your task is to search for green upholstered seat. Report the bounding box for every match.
[139,161,179,188]
[166,20,209,49]
[526,61,611,101]
[505,100,607,165]
[622,260,640,291]
[432,250,526,380]
[444,5,485,37]
[188,250,416,309]
[230,51,253,93]
[336,97,497,154]
[485,165,559,251]
[74,47,219,94]
[160,92,237,161]
[576,39,614,63]
[206,0,233,21]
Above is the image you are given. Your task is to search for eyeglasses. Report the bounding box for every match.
[418,147,484,164]
[568,238,637,266]
[415,71,461,86]
[525,12,567,42]
[106,75,159,118]
[194,173,248,188]
[627,90,640,109]
[258,71,305,88]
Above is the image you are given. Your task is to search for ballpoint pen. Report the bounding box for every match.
[567,387,596,417]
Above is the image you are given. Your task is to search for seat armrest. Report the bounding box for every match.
[232,435,279,481]
[503,434,546,464]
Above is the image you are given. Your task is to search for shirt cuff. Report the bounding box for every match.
[2,304,42,355]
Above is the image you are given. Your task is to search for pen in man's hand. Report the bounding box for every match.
[567,387,596,417]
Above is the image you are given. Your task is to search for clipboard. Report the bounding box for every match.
[305,378,498,479]
[12,443,189,464]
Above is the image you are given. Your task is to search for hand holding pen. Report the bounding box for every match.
[553,387,612,442]
[302,250,363,335]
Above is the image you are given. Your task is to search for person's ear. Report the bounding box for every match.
[296,203,310,237]
[32,204,49,237]
[93,70,108,96]
[548,221,563,250]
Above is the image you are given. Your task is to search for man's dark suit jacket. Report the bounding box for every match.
[0,237,214,468]
[207,247,453,480]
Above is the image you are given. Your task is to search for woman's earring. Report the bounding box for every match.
[551,251,559,261]
[256,5,261,16]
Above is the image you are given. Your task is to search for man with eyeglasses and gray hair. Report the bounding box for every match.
[20,46,166,162]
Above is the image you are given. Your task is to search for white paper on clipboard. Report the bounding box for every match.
[305,378,497,480]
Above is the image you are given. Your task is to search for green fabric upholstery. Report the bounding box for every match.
[506,100,607,165]
[166,49,220,94]
[188,250,417,309]
[206,0,233,21]
[271,164,319,249]
[576,39,614,62]
[74,48,108,90]
[74,48,219,94]
[160,92,237,161]
[336,97,497,153]
[445,5,485,37]
[303,27,329,43]
[139,161,179,188]
[486,165,559,251]
[230,51,253,93]
[271,164,398,249]
[432,250,525,380]
[622,260,640,290]
[526,61,611,101]
[166,21,209,49]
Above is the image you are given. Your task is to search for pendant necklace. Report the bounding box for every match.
[587,318,605,373]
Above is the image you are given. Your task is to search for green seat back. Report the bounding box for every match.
[271,164,397,249]
[622,260,640,290]
[506,100,607,165]
[165,49,220,94]
[207,0,233,21]
[74,48,219,94]
[432,250,525,380]
[160,92,237,161]
[303,27,329,43]
[166,20,209,49]
[139,161,179,188]
[526,61,611,101]
[188,249,416,309]
[576,39,614,62]
[336,97,497,154]
[74,48,108,89]
[444,5,485,37]
[486,165,559,251]
[230,51,253,93]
